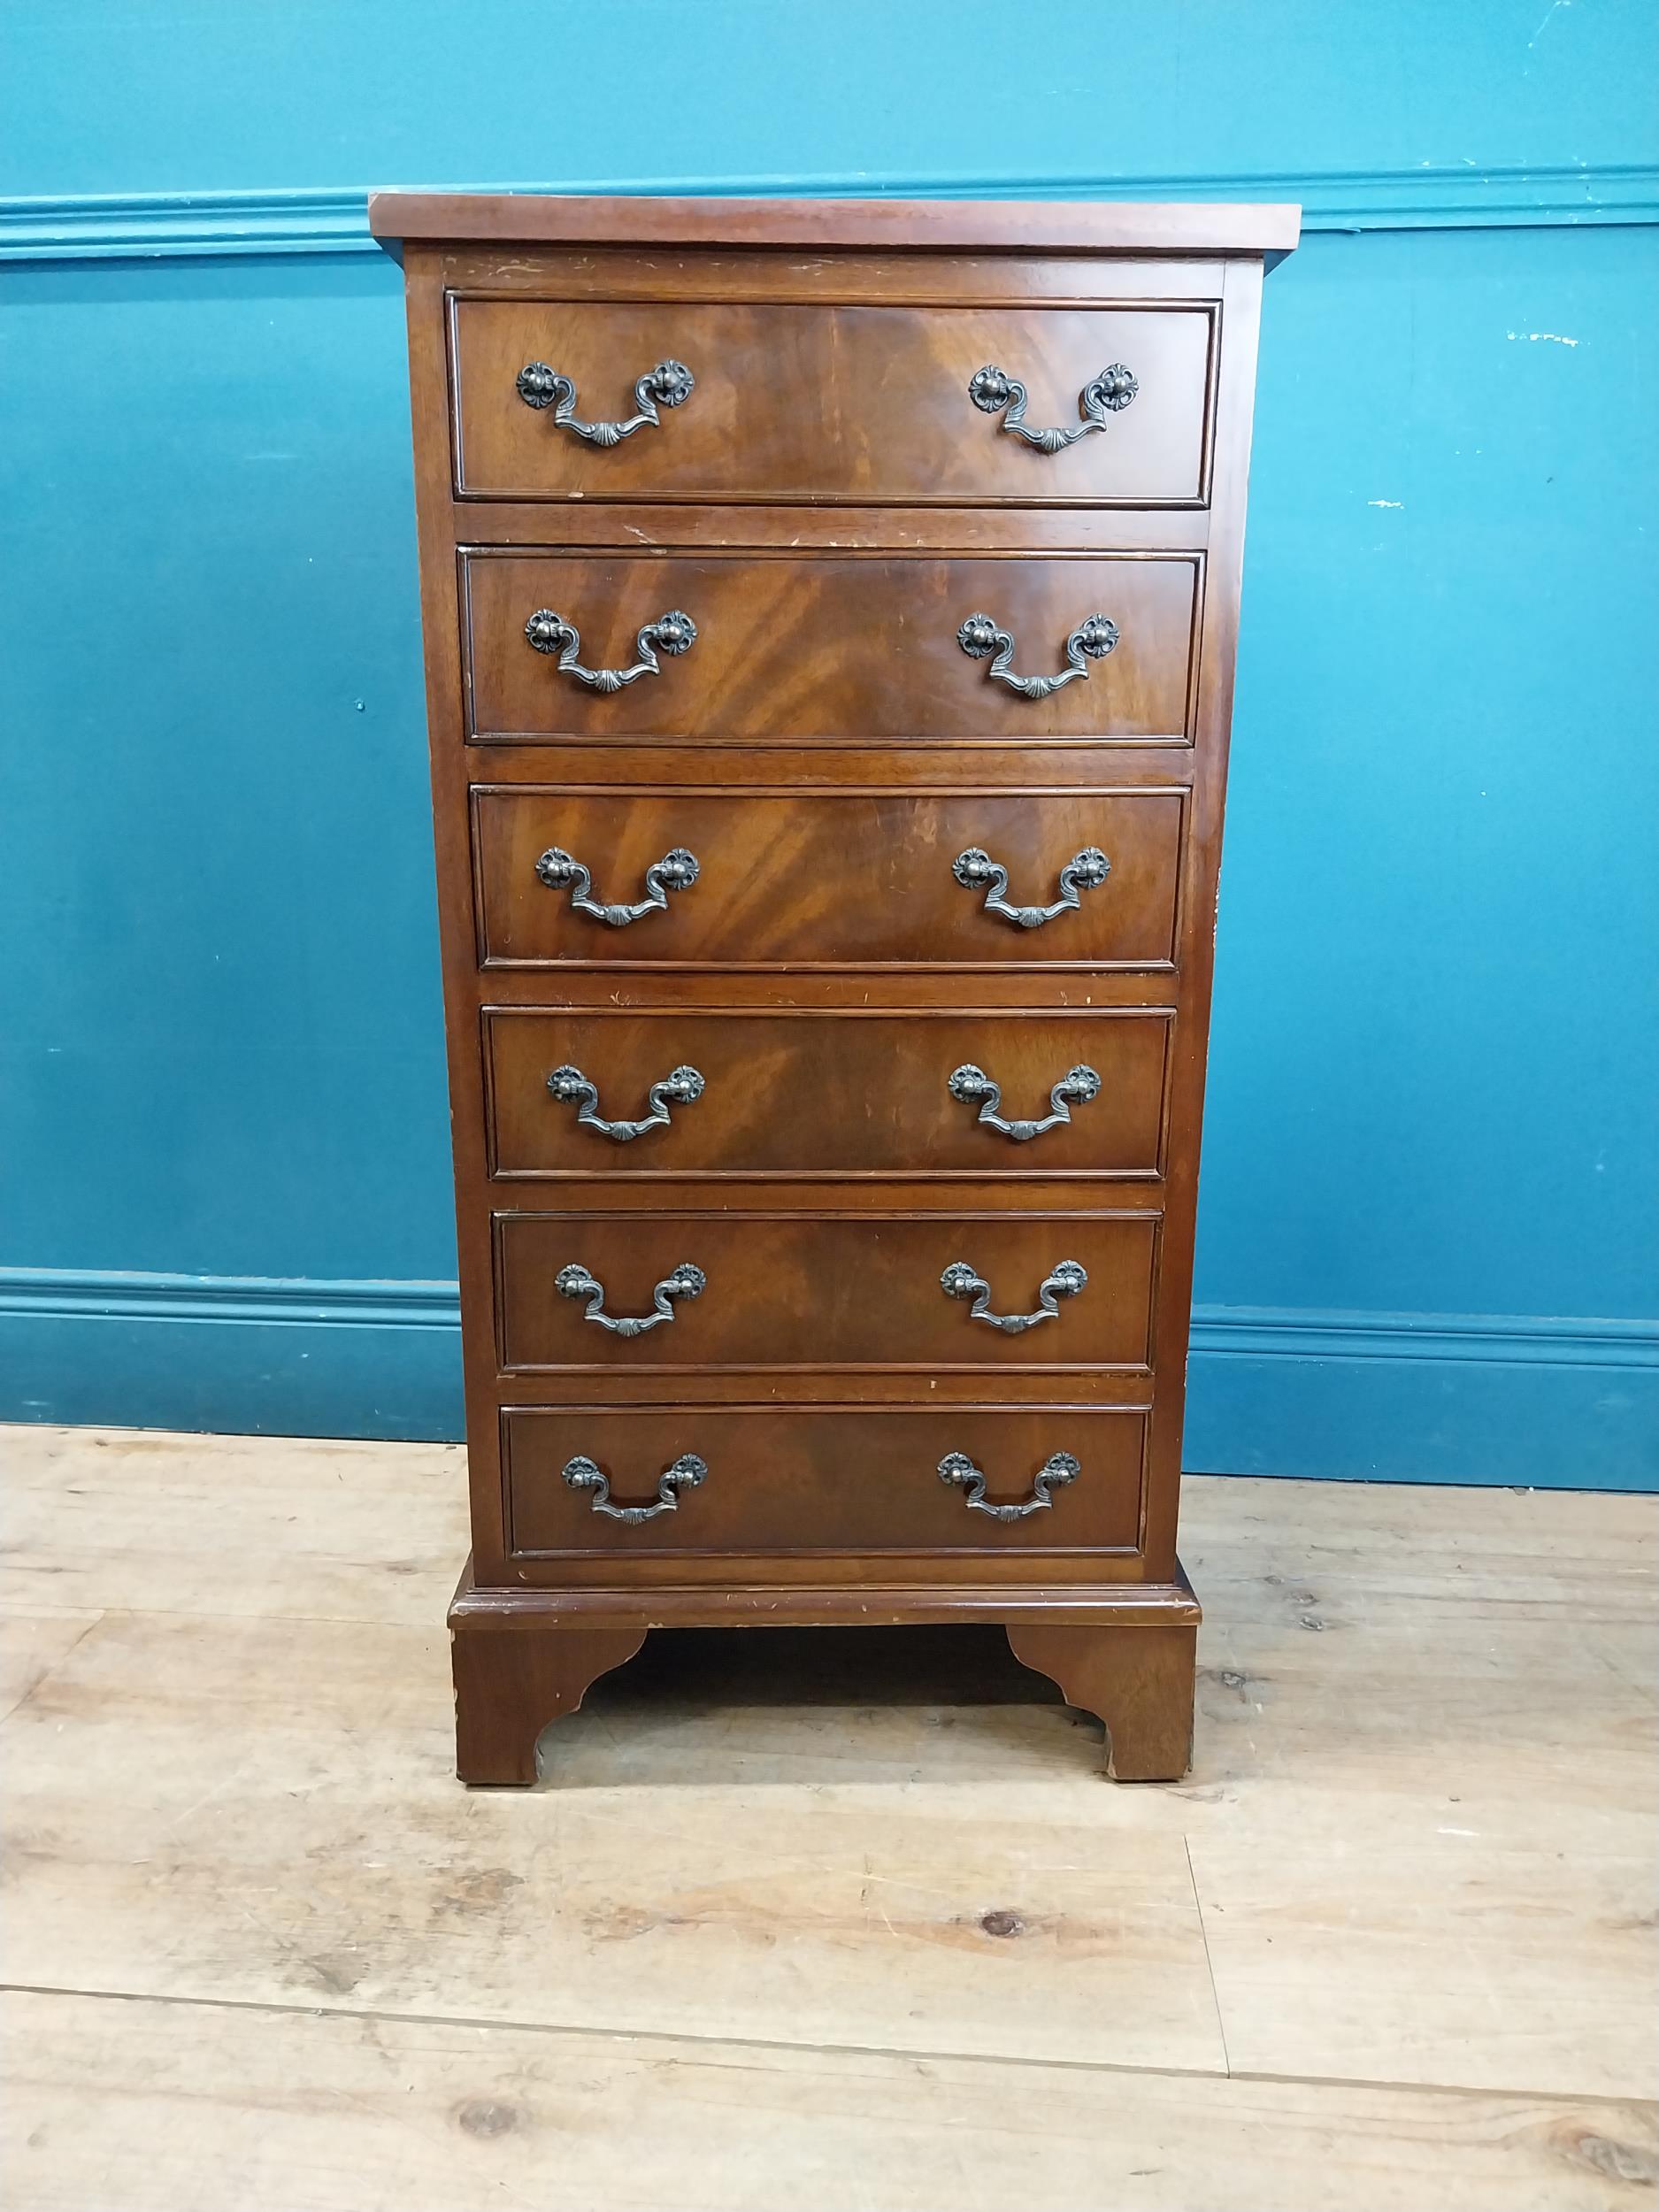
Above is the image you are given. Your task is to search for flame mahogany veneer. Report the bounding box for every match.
[373,191,1297,1785]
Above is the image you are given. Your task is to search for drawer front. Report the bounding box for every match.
[463,552,1197,742]
[451,299,1213,506]
[486,1009,1171,1179]
[474,787,1185,970]
[504,1405,1147,1556]
[496,1211,1157,1372]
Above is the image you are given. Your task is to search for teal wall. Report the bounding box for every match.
[3,1,1655,1483]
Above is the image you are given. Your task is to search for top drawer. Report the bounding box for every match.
[449,299,1216,507]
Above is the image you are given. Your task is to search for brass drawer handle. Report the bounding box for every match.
[534,844,699,927]
[953,844,1110,929]
[545,1062,704,1144]
[948,1061,1101,1143]
[968,362,1137,451]
[525,608,697,694]
[555,1261,706,1338]
[958,612,1118,701]
[938,1449,1080,1521]
[562,1450,708,1524]
[940,1259,1087,1334]
[516,357,695,444]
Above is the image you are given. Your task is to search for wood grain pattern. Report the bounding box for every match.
[1008,1614,1197,1780]
[399,249,516,1574]
[381,200,1289,1781]
[16,1991,1659,2212]
[485,1006,1171,1179]
[0,1609,103,1724]
[369,191,1303,260]
[452,497,1220,551]
[472,785,1185,969]
[4,1429,1655,2140]
[0,1609,1226,2077]
[442,248,1236,309]
[494,1208,1158,1373]
[501,1403,1148,1559]
[451,297,1213,504]
[479,968,1178,1009]
[452,1620,645,1784]
[6,1988,1648,2212]
[462,550,1199,741]
[0,1424,466,1626]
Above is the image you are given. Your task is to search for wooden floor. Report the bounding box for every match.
[1,1428,1654,2211]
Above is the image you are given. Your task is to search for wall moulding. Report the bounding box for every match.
[2,1269,1652,1486]
[4,165,1656,263]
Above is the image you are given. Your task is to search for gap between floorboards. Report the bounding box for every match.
[5,1980,1651,2113]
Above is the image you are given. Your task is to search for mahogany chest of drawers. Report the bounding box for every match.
[373,192,1298,1784]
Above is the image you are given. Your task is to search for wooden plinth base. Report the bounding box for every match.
[449,1561,1200,1787]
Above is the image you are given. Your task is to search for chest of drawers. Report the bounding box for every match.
[373,193,1298,1785]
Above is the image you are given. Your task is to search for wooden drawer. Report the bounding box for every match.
[450,297,1214,506]
[473,787,1185,970]
[462,552,1198,743]
[485,1008,1171,1179]
[503,1404,1148,1557]
[495,1210,1158,1373]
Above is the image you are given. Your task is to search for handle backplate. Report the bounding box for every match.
[546,1062,704,1143]
[938,1449,1080,1520]
[563,1450,708,1523]
[526,608,697,693]
[957,612,1118,701]
[517,357,695,444]
[953,844,1110,929]
[535,844,699,927]
[940,1258,1087,1334]
[556,1262,706,1338]
[948,1062,1101,1143]
[968,362,1138,451]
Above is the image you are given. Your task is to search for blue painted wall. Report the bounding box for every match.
[3,1,1655,1482]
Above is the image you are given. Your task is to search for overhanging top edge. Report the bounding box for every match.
[366,192,1302,261]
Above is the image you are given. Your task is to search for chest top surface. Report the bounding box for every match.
[369,192,1301,263]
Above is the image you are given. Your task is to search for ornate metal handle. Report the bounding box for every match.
[968,362,1137,451]
[562,1450,708,1524]
[516,357,695,445]
[545,1063,704,1144]
[525,608,697,694]
[948,1062,1101,1143]
[555,1261,706,1338]
[958,612,1118,701]
[938,1448,1080,1521]
[534,845,699,927]
[940,1259,1087,1335]
[953,845,1110,929]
